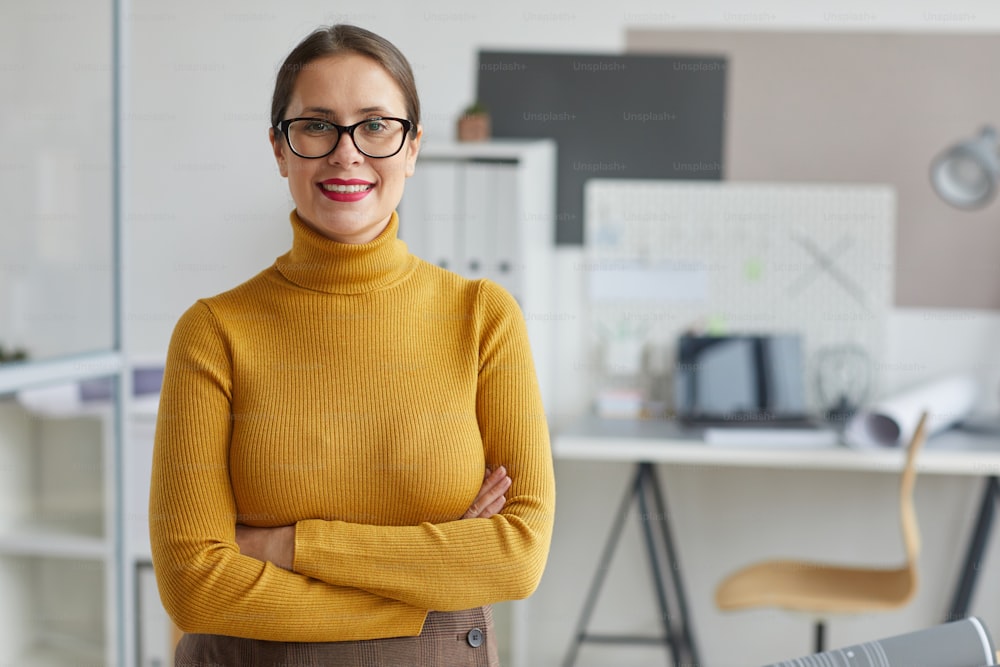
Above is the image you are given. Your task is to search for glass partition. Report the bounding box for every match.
[0,1,115,362]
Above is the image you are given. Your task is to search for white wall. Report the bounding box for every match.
[125,2,1000,665]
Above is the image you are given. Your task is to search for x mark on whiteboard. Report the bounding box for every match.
[788,234,869,311]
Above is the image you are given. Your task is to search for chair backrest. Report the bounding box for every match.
[900,411,930,568]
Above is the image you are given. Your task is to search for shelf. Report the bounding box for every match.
[130,542,153,564]
[0,519,107,559]
[131,394,160,418]
[0,555,106,664]
[0,351,123,395]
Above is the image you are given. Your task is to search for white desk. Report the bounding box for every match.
[553,417,1000,666]
[555,417,1000,475]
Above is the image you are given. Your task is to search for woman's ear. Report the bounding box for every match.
[404,125,422,178]
[269,127,289,178]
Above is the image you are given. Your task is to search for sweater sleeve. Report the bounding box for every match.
[292,281,556,610]
[149,301,428,641]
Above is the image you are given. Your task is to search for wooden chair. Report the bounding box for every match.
[714,411,930,653]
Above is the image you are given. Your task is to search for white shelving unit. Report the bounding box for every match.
[399,139,556,667]
[0,364,124,666]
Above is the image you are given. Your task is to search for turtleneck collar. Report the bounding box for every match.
[274,210,414,295]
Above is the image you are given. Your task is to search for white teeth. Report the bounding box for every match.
[321,183,372,193]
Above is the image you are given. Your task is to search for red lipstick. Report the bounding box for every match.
[318,178,374,202]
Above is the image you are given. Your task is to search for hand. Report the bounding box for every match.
[235,524,295,570]
[462,466,512,519]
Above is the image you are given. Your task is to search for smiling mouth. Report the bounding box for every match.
[320,183,373,193]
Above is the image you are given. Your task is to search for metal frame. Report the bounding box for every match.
[562,462,699,667]
[947,475,1000,622]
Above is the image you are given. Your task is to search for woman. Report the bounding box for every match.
[149,24,555,666]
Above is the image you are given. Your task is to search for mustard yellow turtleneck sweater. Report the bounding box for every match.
[149,210,555,642]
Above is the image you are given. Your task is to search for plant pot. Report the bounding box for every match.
[457,113,491,142]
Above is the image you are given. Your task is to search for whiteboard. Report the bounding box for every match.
[584,180,895,411]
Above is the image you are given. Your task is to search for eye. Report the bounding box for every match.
[302,120,334,133]
[361,119,389,133]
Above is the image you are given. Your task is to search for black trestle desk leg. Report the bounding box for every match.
[947,475,1000,622]
[643,462,700,666]
[636,464,682,664]
[562,463,645,667]
[562,462,701,667]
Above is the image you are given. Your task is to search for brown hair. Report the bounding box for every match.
[271,24,420,136]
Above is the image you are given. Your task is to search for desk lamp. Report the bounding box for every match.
[930,126,999,209]
[929,126,1000,436]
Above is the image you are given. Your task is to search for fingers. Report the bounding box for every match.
[462,466,512,519]
[477,466,511,506]
[463,492,507,520]
[475,477,511,518]
[479,493,507,518]
[479,465,509,496]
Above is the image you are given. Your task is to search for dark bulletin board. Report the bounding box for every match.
[476,51,727,245]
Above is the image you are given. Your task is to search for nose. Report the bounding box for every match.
[327,128,363,165]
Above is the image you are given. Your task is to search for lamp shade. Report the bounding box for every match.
[930,126,1000,210]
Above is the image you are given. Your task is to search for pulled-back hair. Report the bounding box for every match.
[271,25,420,136]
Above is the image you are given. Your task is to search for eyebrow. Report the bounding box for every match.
[301,105,397,118]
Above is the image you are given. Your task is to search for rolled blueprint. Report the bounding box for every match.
[762,616,996,667]
[843,373,980,448]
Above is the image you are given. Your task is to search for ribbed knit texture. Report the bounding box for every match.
[149,210,555,642]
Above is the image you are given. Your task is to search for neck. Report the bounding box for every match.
[297,212,392,245]
[275,209,413,295]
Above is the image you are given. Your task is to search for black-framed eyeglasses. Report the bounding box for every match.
[275,117,414,159]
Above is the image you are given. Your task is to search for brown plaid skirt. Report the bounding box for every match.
[174,605,500,666]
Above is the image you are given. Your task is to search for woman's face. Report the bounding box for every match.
[270,52,421,244]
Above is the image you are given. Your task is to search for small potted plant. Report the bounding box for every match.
[456,101,491,142]
[0,343,28,364]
